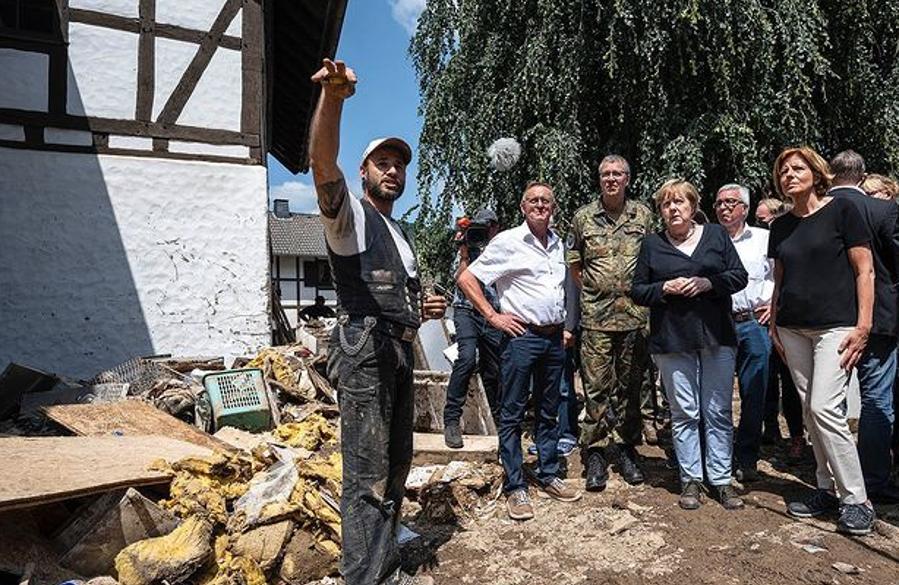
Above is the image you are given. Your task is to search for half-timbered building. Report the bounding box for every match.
[0,0,348,377]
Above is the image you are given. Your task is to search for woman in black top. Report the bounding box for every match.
[768,146,875,535]
[631,179,747,511]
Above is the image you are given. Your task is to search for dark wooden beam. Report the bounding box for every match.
[67,8,241,50]
[47,43,67,114]
[136,0,155,121]
[0,108,261,146]
[155,0,242,125]
[0,139,261,165]
[240,0,263,137]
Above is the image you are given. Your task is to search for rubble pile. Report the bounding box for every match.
[0,334,500,585]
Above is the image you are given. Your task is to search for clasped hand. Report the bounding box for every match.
[662,276,712,298]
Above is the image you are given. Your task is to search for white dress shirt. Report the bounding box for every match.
[319,182,418,277]
[730,225,773,313]
[467,222,567,325]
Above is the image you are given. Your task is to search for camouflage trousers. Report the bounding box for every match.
[580,329,648,449]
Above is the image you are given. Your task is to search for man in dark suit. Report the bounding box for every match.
[830,150,899,504]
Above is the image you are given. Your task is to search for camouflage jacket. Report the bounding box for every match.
[567,198,654,331]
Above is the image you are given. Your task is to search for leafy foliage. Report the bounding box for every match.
[409,0,899,282]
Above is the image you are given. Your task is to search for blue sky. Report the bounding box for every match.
[267,0,426,218]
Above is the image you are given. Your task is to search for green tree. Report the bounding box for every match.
[410,0,899,282]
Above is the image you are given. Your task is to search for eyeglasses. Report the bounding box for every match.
[713,199,746,210]
[600,170,628,179]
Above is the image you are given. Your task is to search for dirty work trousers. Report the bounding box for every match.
[777,327,867,505]
[579,329,647,450]
[443,306,503,426]
[329,318,414,585]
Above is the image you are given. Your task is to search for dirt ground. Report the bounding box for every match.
[403,439,899,585]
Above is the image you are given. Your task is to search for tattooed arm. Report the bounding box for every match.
[309,59,357,218]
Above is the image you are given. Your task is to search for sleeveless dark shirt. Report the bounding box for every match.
[327,199,422,329]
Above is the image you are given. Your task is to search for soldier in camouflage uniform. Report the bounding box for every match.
[568,154,654,491]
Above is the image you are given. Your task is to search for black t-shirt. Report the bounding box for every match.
[768,197,869,328]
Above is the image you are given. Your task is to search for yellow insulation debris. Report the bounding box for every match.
[114,516,213,585]
[247,348,297,388]
[273,413,337,450]
[133,411,342,584]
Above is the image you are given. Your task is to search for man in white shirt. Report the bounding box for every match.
[308,58,446,585]
[458,182,582,521]
[714,183,774,482]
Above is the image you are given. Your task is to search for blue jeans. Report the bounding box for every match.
[734,319,771,469]
[499,330,565,493]
[328,319,414,585]
[856,333,897,495]
[558,344,580,444]
[654,346,737,486]
[443,307,503,426]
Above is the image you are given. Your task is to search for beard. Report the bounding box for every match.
[364,176,404,201]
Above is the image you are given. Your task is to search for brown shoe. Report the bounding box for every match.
[715,484,744,510]
[542,477,582,502]
[679,480,704,510]
[507,489,535,520]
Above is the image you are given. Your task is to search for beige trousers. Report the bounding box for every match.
[777,326,867,505]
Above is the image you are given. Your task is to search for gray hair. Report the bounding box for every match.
[598,154,631,176]
[830,150,866,184]
[717,183,750,206]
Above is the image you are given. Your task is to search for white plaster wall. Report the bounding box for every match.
[69,0,138,18]
[0,49,49,111]
[108,135,154,150]
[0,147,270,378]
[0,124,25,141]
[45,128,94,146]
[225,9,242,38]
[178,47,242,131]
[156,0,226,33]
[67,23,138,119]
[169,141,248,158]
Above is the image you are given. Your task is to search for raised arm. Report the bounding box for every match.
[309,59,357,218]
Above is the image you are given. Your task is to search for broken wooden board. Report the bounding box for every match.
[57,488,180,576]
[0,436,211,512]
[413,370,496,435]
[412,432,497,465]
[41,400,233,452]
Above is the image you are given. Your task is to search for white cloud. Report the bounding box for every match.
[269,180,318,214]
[389,0,426,35]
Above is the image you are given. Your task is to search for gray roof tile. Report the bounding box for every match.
[269,212,327,257]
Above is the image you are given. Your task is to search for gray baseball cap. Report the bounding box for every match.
[472,209,499,224]
[360,137,412,165]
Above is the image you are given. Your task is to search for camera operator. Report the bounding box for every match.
[443,209,503,449]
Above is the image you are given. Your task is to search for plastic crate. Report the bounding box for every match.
[202,368,273,432]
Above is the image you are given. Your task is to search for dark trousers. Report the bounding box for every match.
[329,319,414,585]
[499,330,565,493]
[764,350,804,438]
[443,306,503,426]
[734,319,771,469]
[856,333,897,495]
